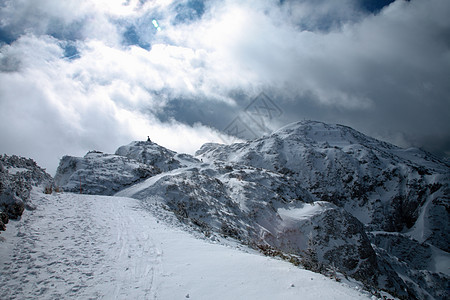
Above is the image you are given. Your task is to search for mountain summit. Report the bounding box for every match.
[198,120,449,248]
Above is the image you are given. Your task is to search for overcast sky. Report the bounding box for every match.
[1,0,449,175]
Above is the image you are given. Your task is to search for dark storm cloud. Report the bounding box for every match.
[0,0,449,174]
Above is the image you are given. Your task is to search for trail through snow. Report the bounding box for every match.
[0,192,161,299]
[0,191,373,299]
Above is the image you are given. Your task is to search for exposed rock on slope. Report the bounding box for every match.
[115,141,200,172]
[54,150,158,195]
[116,160,311,241]
[0,154,52,231]
[369,232,449,299]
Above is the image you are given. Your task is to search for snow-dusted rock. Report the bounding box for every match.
[55,141,200,195]
[273,201,381,286]
[54,151,158,195]
[369,232,449,299]
[0,154,52,225]
[369,232,450,299]
[115,141,200,172]
[117,161,310,240]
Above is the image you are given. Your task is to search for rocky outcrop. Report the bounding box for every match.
[0,211,8,231]
[55,141,201,195]
[115,141,200,172]
[0,154,53,232]
[54,151,159,195]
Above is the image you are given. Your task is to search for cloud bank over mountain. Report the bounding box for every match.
[1,0,449,174]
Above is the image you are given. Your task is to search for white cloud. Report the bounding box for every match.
[0,34,228,174]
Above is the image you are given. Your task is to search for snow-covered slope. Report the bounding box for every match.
[0,190,375,300]
[116,160,380,286]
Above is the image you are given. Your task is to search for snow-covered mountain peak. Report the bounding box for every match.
[272,120,387,148]
[117,140,176,154]
[196,120,395,165]
[196,120,449,248]
[115,140,200,172]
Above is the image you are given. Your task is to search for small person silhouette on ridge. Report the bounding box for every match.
[147,136,151,142]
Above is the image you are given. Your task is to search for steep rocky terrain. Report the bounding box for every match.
[54,120,449,299]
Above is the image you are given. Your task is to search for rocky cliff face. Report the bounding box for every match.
[54,120,449,299]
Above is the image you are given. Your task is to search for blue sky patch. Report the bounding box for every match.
[172,0,206,25]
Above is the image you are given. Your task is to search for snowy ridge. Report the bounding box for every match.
[55,141,201,195]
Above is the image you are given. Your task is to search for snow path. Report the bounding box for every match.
[0,193,161,299]
[0,192,373,300]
